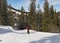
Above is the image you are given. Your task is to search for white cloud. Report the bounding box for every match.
[48,0,60,5]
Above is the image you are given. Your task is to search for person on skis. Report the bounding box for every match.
[26,25,31,34]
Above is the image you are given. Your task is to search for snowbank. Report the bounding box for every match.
[0,25,60,43]
[0,28,60,43]
[0,26,14,34]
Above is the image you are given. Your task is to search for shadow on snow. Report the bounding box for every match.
[0,28,13,34]
[0,28,36,34]
[30,34,60,43]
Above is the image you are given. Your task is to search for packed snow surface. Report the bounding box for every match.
[0,26,60,43]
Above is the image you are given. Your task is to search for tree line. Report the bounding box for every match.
[18,0,60,33]
[0,0,60,33]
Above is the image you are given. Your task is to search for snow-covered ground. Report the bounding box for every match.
[0,26,60,43]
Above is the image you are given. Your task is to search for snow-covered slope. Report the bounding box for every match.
[0,26,14,34]
[0,26,60,43]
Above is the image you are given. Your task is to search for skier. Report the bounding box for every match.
[26,25,30,34]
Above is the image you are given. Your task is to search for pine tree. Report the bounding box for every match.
[53,9,59,32]
[1,0,8,25]
[20,6,25,23]
[49,5,59,32]
[42,0,49,32]
[58,15,60,32]
[29,0,36,15]
[0,0,2,25]
[0,0,4,25]
[36,3,42,31]
[8,5,15,27]
[28,0,36,30]
[17,6,26,30]
[49,5,54,24]
[53,10,59,26]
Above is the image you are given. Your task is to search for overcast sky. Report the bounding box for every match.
[7,0,60,12]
